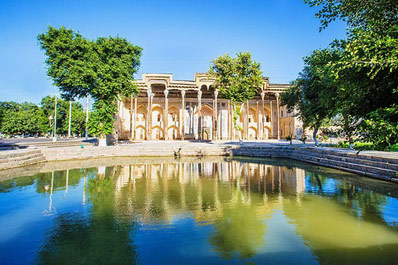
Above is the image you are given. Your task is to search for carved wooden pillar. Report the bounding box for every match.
[245,100,249,140]
[219,101,223,140]
[270,99,273,139]
[133,97,137,140]
[181,90,185,140]
[260,91,265,139]
[164,89,169,140]
[213,90,218,140]
[130,95,133,141]
[276,93,280,140]
[197,91,202,140]
[256,100,260,140]
[146,89,152,140]
[227,100,232,140]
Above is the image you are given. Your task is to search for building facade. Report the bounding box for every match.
[115,73,303,141]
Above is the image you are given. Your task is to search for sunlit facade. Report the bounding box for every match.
[115,73,303,141]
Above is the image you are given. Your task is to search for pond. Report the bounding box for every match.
[0,157,398,265]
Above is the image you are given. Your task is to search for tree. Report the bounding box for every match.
[208,52,263,139]
[0,101,20,132]
[41,96,86,136]
[38,26,142,139]
[1,102,47,136]
[304,0,398,149]
[281,49,341,145]
[304,0,398,34]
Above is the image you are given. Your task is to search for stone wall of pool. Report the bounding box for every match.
[0,142,397,183]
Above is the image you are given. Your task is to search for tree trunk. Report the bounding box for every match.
[313,124,319,146]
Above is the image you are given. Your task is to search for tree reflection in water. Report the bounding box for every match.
[37,166,137,265]
[209,191,266,259]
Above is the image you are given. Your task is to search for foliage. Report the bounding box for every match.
[281,49,341,145]
[38,26,142,138]
[41,96,86,136]
[87,100,116,138]
[360,106,398,150]
[0,97,87,137]
[300,135,307,144]
[0,102,47,136]
[303,0,398,150]
[286,136,292,144]
[304,0,398,33]
[329,141,375,151]
[208,52,263,131]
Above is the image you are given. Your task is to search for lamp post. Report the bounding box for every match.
[85,95,89,140]
[68,100,72,138]
[53,96,57,142]
[48,115,53,137]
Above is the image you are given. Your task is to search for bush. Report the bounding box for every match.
[360,106,398,151]
[300,135,307,144]
[389,145,398,152]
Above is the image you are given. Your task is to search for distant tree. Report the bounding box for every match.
[1,102,47,136]
[38,26,142,139]
[0,101,20,131]
[40,96,86,136]
[208,52,263,138]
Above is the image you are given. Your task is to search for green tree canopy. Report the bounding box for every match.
[0,102,47,136]
[38,26,142,138]
[281,49,341,144]
[208,52,263,132]
[302,0,398,149]
[304,0,398,33]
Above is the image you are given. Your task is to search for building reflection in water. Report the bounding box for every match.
[107,159,307,259]
[25,158,398,264]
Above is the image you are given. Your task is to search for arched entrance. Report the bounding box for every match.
[168,126,179,140]
[135,125,146,140]
[264,126,272,139]
[248,126,257,140]
[199,105,213,140]
[152,125,164,140]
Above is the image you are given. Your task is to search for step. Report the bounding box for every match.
[322,153,398,171]
[0,156,44,170]
[292,152,397,179]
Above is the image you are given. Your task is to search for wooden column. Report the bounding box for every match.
[146,89,152,140]
[133,97,137,140]
[181,90,185,140]
[164,89,169,140]
[197,91,202,140]
[130,95,133,140]
[130,95,134,140]
[270,99,273,139]
[228,100,232,140]
[256,100,260,140]
[219,101,223,140]
[260,91,265,139]
[245,100,249,140]
[213,90,218,140]
[276,93,280,140]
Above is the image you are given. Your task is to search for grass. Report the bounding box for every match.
[327,142,397,152]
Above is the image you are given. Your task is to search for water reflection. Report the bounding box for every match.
[0,158,398,264]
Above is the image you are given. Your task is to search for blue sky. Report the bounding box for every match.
[0,0,347,104]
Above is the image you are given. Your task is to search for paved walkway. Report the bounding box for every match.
[121,140,398,160]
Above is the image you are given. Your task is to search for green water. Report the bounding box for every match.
[0,157,398,264]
